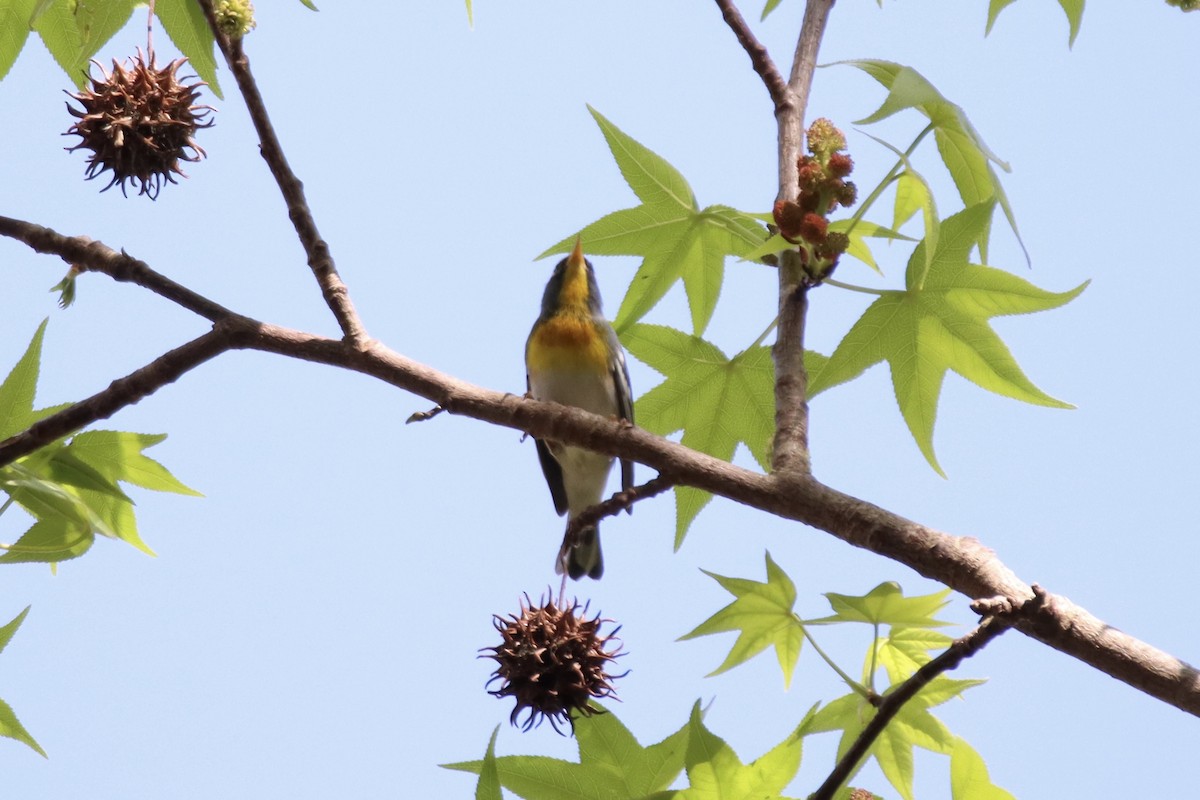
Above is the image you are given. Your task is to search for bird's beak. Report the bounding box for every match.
[568,238,586,270]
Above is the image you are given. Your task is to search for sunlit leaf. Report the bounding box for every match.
[540,107,765,335]
[444,706,689,799]
[680,552,804,687]
[809,203,1086,474]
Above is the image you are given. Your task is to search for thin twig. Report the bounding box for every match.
[714,0,791,110]
[0,215,234,322]
[406,405,445,424]
[193,0,369,347]
[563,474,677,541]
[0,326,236,468]
[810,598,1031,800]
[713,0,834,478]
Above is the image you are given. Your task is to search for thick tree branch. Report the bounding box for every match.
[0,326,233,465]
[194,0,368,346]
[0,274,1193,714]
[811,596,1031,800]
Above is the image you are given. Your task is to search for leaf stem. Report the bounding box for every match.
[824,278,887,296]
[800,619,871,698]
[842,122,935,237]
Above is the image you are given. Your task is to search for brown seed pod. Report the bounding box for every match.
[64,50,214,199]
[483,595,625,733]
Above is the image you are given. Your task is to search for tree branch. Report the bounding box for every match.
[564,474,677,541]
[0,215,234,322]
[1,213,1194,715]
[0,261,1192,714]
[193,0,368,346]
[811,594,1033,800]
[0,326,234,465]
[714,0,833,477]
[714,0,791,111]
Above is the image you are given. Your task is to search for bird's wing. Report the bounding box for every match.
[609,337,636,493]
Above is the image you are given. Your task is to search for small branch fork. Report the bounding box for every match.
[810,589,1046,800]
[194,0,368,347]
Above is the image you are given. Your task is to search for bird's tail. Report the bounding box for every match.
[557,523,603,580]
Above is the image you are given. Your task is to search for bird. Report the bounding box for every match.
[525,239,634,580]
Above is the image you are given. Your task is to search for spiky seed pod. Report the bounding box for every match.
[214,0,257,38]
[483,596,624,733]
[64,50,214,199]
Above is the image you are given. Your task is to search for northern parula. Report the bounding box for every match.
[526,240,634,580]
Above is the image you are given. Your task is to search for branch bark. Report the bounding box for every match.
[0,236,1195,714]
[716,0,834,477]
[194,0,368,346]
[811,597,1028,800]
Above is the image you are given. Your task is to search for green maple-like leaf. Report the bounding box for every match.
[809,202,1087,475]
[474,727,503,800]
[540,107,766,336]
[155,0,223,98]
[809,677,982,800]
[444,707,689,800]
[0,0,38,82]
[622,324,782,543]
[820,582,953,629]
[872,626,955,686]
[950,737,1017,800]
[0,606,46,757]
[742,218,911,276]
[674,702,810,800]
[842,59,1023,263]
[680,552,804,688]
[985,0,1083,47]
[0,324,200,563]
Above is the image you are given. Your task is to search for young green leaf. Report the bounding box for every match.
[68,431,202,496]
[949,737,1017,800]
[155,0,222,98]
[675,702,807,800]
[841,60,1024,258]
[873,626,955,686]
[75,0,137,68]
[0,516,94,564]
[0,607,46,757]
[32,0,85,85]
[760,0,785,20]
[474,727,502,800]
[0,319,48,439]
[680,552,803,688]
[821,582,952,628]
[622,324,773,542]
[986,0,1083,47]
[444,707,689,800]
[1,465,117,539]
[810,203,1087,474]
[0,605,30,654]
[0,0,38,82]
[828,218,914,274]
[539,107,766,335]
[810,678,981,800]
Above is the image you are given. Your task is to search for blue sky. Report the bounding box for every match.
[1,2,1197,798]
